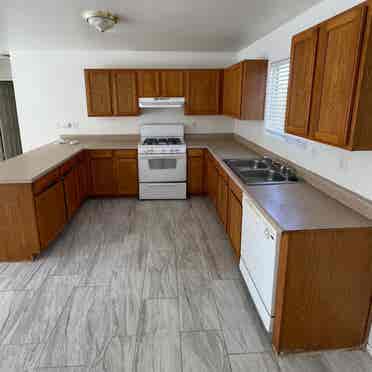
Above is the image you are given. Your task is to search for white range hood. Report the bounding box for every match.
[139,97,185,109]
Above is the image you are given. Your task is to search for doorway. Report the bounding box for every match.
[0,79,22,160]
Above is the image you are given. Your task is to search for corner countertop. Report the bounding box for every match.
[0,133,371,232]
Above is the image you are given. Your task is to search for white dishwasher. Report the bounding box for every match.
[240,194,280,332]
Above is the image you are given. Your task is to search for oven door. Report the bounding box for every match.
[139,153,186,183]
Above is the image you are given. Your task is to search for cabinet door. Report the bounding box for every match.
[112,70,139,116]
[137,70,160,97]
[85,70,113,116]
[228,190,242,259]
[217,174,229,230]
[187,153,204,195]
[35,181,67,249]
[63,167,80,219]
[185,70,221,115]
[77,156,89,202]
[90,151,115,196]
[285,29,318,137]
[115,157,138,196]
[223,64,242,117]
[160,70,184,97]
[206,153,218,206]
[311,6,367,146]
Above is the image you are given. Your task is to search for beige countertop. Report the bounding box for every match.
[0,134,371,232]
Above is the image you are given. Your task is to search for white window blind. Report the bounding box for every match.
[265,59,290,134]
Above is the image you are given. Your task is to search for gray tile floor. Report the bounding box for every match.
[0,197,371,371]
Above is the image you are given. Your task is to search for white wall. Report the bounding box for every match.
[234,0,372,202]
[11,51,235,152]
[0,58,12,80]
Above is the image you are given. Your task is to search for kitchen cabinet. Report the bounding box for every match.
[285,28,318,137]
[185,70,222,115]
[187,149,204,195]
[223,60,268,120]
[77,152,90,202]
[273,228,372,353]
[228,179,243,259]
[160,70,184,97]
[137,70,160,97]
[217,168,229,230]
[206,151,218,206]
[223,63,242,117]
[85,69,139,117]
[62,166,80,219]
[89,150,115,196]
[112,70,139,116]
[114,150,138,196]
[286,2,372,150]
[85,70,113,116]
[34,181,67,249]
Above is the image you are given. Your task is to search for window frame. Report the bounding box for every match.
[264,58,290,135]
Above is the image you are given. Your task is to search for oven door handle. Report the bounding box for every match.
[139,153,186,160]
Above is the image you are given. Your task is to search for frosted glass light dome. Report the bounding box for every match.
[82,11,118,33]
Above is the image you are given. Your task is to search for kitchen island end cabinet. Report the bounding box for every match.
[273,228,372,353]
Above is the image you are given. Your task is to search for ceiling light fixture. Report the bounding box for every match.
[82,10,118,33]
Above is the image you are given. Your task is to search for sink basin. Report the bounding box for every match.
[224,158,299,185]
[239,169,286,183]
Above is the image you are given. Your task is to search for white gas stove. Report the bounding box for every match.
[138,124,187,200]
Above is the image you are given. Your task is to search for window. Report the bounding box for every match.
[265,58,290,134]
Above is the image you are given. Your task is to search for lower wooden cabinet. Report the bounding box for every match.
[206,152,218,206]
[63,167,80,219]
[187,149,204,195]
[217,170,229,230]
[89,150,115,196]
[114,150,138,196]
[34,181,67,249]
[228,188,242,258]
[77,153,90,203]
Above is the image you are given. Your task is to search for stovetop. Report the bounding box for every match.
[138,136,186,154]
[142,137,183,146]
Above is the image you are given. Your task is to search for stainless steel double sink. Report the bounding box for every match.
[224,158,299,185]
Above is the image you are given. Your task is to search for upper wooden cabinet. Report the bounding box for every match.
[85,69,139,117]
[112,70,139,116]
[160,70,184,97]
[223,60,268,120]
[137,70,184,97]
[185,70,222,115]
[286,2,372,150]
[85,70,113,116]
[137,70,160,97]
[285,28,318,137]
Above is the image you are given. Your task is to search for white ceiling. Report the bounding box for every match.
[1,0,322,52]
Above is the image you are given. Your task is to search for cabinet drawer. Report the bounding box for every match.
[33,168,60,195]
[114,149,138,159]
[229,178,243,202]
[188,148,204,157]
[89,150,113,159]
[60,156,78,176]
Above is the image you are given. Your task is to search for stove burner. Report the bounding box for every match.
[143,137,182,146]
